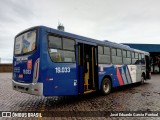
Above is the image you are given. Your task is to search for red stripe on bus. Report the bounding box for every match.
[116,67,124,86]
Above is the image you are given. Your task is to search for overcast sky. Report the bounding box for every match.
[1,0,160,63]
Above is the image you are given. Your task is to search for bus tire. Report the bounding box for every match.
[141,75,145,84]
[101,78,111,95]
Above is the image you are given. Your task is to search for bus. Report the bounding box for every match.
[12,26,151,96]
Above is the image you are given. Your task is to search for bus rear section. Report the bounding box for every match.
[12,28,42,96]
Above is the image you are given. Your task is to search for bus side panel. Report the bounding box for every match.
[98,64,120,90]
[40,28,78,96]
[122,65,132,84]
[127,65,143,83]
[43,64,78,96]
[98,64,146,90]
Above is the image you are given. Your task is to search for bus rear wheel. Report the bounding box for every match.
[101,78,111,95]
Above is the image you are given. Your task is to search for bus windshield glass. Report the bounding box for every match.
[14,30,36,56]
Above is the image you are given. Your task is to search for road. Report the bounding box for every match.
[0,73,160,120]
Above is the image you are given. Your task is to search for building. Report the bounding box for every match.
[124,43,160,74]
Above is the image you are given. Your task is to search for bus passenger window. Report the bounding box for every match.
[123,50,127,57]
[49,49,62,62]
[49,49,75,62]
[139,54,145,64]
[48,35,75,63]
[63,38,75,50]
[135,53,138,59]
[98,46,111,64]
[112,48,122,64]
[98,46,103,54]
[127,51,131,58]
[139,54,142,60]
[132,52,135,58]
[48,36,62,49]
[117,49,122,56]
[104,47,110,55]
[112,48,116,56]
[141,54,145,64]
[123,50,131,64]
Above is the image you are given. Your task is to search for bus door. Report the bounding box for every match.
[145,55,151,79]
[77,43,98,94]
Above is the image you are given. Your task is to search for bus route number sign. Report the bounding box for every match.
[55,67,70,73]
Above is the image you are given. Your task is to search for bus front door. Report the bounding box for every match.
[78,43,98,94]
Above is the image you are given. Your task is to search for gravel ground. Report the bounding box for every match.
[0,73,160,120]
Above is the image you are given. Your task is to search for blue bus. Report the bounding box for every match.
[12,26,151,96]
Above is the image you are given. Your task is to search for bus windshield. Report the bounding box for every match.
[14,30,36,56]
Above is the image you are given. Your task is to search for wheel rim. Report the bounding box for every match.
[103,81,110,93]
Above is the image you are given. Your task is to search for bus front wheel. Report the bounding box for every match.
[101,78,111,95]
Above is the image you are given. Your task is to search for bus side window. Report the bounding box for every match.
[49,49,62,62]
[123,50,131,64]
[98,46,111,64]
[63,38,75,51]
[132,52,139,64]
[104,46,111,64]
[112,48,122,64]
[134,53,140,64]
[48,35,75,63]
[141,54,145,64]
[48,36,62,49]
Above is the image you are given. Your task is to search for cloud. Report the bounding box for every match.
[1,0,160,63]
[0,0,35,22]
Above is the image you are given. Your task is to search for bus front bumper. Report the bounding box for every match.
[12,80,43,96]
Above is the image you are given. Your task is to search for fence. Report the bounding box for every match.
[0,64,12,72]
